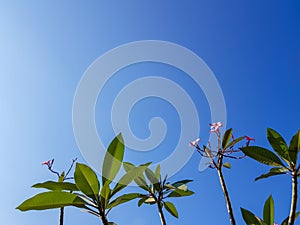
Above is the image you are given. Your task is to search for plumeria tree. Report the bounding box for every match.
[241,195,299,225]
[189,122,252,225]
[37,158,77,225]
[242,128,300,225]
[17,134,149,225]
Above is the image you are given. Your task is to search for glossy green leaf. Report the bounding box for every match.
[16,191,86,211]
[100,182,111,209]
[176,184,188,191]
[255,167,288,181]
[138,196,148,207]
[123,162,149,191]
[111,164,149,196]
[145,168,161,192]
[167,189,194,198]
[222,128,233,149]
[288,130,300,164]
[241,208,267,225]
[32,181,78,191]
[74,163,100,200]
[226,136,246,148]
[267,128,290,163]
[242,146,286,167]
[170,180,193,188]
[263,195,274,225]
[102,133,124,186]
[144,197,156,203]
[281,212,300,225]
[164,201,178,218]
[155,165,161,180]
[223,162,231,169]
[107,193,140,209]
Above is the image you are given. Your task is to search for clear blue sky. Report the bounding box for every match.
[1,1,299,225]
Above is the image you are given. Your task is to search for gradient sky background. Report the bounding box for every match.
[1,1,300,225]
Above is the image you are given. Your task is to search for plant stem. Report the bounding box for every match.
[157,201,167,225]
[98,206,109,225]
[288,171,298,225]
[59,207,64,225]
[216,156,236,225]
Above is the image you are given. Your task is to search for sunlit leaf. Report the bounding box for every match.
[74,163,100,200]
[223,162,231,169]
[107,193,140,209]
[263,195,274,225]
[288,130,300,164]
[167,189,194,198]
[255,167,288,181]
[111,164,149,196]
[137,195,149,207]
[144,197,156,203]
[102,133,124,186]
[16,191,86,211]
[267,128,290,163]
[123,162,149,191]
[226,136,245,148]
[164,201,178,218]
[145,168,161,192]
[242,146,286,167]
[100,182,111,209]
[241,208,267,225]
[32,181,78,191]
[222,128,233,149]
[171,179,193,188]
[155,165,161,180]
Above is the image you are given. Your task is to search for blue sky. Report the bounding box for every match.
[1,1,299,225]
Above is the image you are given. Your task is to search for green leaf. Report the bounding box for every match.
[263,195,274,225]
[288,130,300,164]
[74,163,100,200]
[241,208,267,225]
[32,181,78,191]
[138,196,148,207]
[16,191,86,211]
[242,146,286,167]
[164,201,178,218]
[155,165,161,180]
[144,197,156,203]
[255,167,288,181]
[102,133,125,186]
[267,128,290,163]
[123,162,149,191]
[226,136,245,148]
[59,172,65,182]
[223,162,231,169]
[281,212,300,225]
[170,180,193,188]
[167,189,194,198]
[107,193,140,209]
[111,164,149,196]
[145,168,161,192]
[100,182,111,209]
[222,128,233,149]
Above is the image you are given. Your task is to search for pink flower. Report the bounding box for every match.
[274,223,278,225]
[245,136,255,141]
[189,138,200,147]
[210,121,223,133]
[42,159,54,167]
